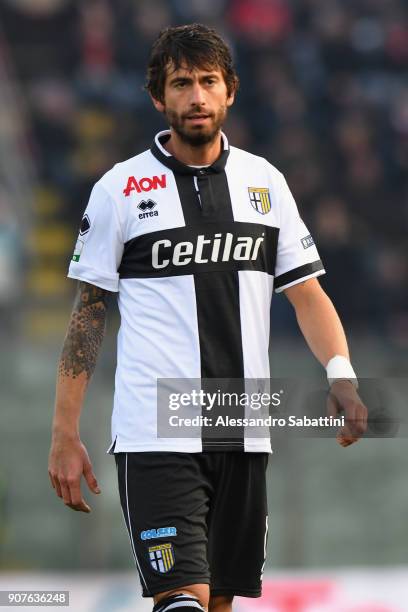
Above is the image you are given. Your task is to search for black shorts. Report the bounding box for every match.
[115,452,269,599]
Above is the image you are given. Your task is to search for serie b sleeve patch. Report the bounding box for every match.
[72,214,92,262]
[79,213,91,235]
[72,239,84,262]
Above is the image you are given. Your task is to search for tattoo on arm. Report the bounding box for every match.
[59,282,111,380]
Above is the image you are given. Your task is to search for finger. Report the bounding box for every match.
[327,393,349,444]
[68,480,87,508]
[337,436,349,447]
[339,435,357,446]
[362,403,368,429]
[337,425,359,446]
[345,400,367,438]
[337,432,350,446]
[326,393,339,419]
[344,401,357,432]
[65,476,92,512]
[347,403,367,437]
[53,477,62,498]
[337,433,353,447]
[356,403,368,434]
[341,422,356,439]
[59,480,72,506]
[83,465,101,494]
[61,480,90,512]
[337,423,357,446]
[48,472,55,489]
[342,437,360,446]
[66,500,91,513]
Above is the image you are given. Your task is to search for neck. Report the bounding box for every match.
[164,129,223,166]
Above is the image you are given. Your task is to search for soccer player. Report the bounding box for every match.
[48,24,367,612]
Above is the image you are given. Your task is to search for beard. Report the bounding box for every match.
[164,105,228,147]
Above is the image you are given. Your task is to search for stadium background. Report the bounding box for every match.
[0,0,407,610]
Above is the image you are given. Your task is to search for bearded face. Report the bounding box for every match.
[164,103,229,147]
[152,63,235,148]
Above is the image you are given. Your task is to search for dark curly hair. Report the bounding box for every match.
[145,23,239,103]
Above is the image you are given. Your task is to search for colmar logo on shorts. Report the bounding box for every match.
[141,527,177,540]
[123,174,167,197]
[148,543,175,573]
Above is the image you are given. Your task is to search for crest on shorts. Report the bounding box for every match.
[248,187,271,215]
[148,543,175,573]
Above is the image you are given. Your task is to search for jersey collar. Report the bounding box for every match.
[151,129,230,175]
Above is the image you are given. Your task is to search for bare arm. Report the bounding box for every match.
[54,281,110,434]
[284,278,367,446]
[284,277,349,367]
[49,281,111,512]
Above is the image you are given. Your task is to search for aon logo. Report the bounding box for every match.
[123,174,166,196]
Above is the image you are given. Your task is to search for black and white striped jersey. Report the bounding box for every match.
[68,130,325,453]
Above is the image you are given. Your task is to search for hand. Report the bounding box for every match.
[48,432,100,512]
[327,380,368,447]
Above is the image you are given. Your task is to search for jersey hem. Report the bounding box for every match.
[107,441,273,454]
[142,577,211,598]
[107,441,203,454]
[67,268,119,292]
[245,441,273,453]
[210,587,262,598]
[274,268,325,293]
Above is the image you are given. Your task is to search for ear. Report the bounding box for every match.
[226,78,238,108]
[226,90,235,108]
[150,94,165,113]
[226,92,235,108]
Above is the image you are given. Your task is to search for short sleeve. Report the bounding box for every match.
[68,182,124,292]
[274,173,325,293]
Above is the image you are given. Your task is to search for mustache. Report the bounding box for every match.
[182,108,214,120]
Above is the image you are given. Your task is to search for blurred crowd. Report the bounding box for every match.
[0,0,407,347]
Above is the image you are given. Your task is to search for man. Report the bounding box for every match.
[48,24,367,612]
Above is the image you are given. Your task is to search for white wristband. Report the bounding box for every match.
[326,355,358,388]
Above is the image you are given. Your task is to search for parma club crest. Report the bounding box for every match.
[148,543,175,573]
[248,187,271,215]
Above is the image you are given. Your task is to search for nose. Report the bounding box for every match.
[189,81,206,107]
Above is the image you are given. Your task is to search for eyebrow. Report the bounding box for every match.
[168,73,220,86]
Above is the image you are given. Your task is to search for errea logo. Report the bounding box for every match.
[138,199,158,219]
[123,174,167,197]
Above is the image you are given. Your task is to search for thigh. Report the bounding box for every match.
[115,452,212,598]
[208,453,269,598]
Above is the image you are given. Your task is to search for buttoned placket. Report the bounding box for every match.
[195,171,217,217]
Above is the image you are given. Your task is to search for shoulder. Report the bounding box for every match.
[228,145,283,181]
[96,148,155,197]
